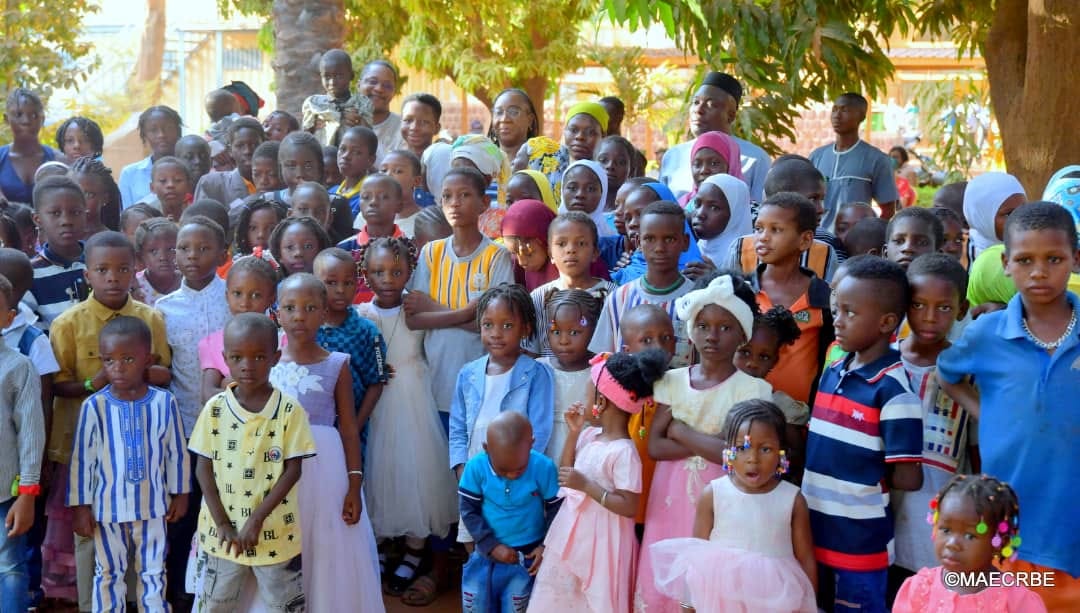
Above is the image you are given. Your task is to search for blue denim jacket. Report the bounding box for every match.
[449,354,554,469]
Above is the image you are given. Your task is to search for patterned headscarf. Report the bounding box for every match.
[452,134,510,206]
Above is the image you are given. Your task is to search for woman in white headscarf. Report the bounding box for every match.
[559,159,616,236]
[692,174,753,265]
[962,171,1026,260]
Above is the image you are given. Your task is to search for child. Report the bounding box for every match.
[450,134,510,235]
[48,231,172,611]
[535,289,602,462]
[269,274,383,611]
[501,199,557,291]
[198,255,278,403]
[251,141,284,194]
[528,212,614,356]
[690,173,753,266]
[834,201,876,259]
[359,59,406,161]
[189,313,315,612]
[401,94,450,205]
[529,350,664,612]
[133,218,181,306]
[68,316,189,612]
[634,274,773,612]
[894,475,1046,612]
[119,106,182,207]
[353,239,456,593]
[263,110,299,142]
[29,176,89,329]
[507,170,557,211]
[890,253,975,593]
[290,181,332,230]
[323,145,343,187]
[54,116,104,161]
[961,171,1025,261]
[146,156,194,220]
[277,131,356,240]
[339,173,406,249]
[412,204,452,251]
[591,201,697,367]
[804,254,923,612]
[559,160,616,238]
[69,155,121,234]
[932,206,967,263]
[119,203,163,245]
[650,399,816,612]
[193,117,266,209]
[380,149,426,227]
[405,167,514,428]
[174,134,212,189]
[749,192,835,405]
[680,130,743,206]
[333,126,378,216]
[0,247,58,426]
[233,198,286,261]
[270,216,332,277]
[845,216,889,258]
[458,412,560,612]
[596,135,638,211]
[937,202,1080,611]
[0,272,45,613]
[303,49,373,147]
[884,206,944,270]
[2,201,38,258]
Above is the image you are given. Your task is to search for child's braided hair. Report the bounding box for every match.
[931,473,1022,561]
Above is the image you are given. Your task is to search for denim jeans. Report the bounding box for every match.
[460,550,534,613]
[0,497,29,613]
[819,564,888,613]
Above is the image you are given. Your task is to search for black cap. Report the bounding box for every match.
[223,81,264,116]
[701,72,743,104]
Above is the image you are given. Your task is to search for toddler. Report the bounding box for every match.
[132,218,180,306]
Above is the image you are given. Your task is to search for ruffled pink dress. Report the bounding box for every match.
[527,428,641,612]
[893,567,1047,613]
[650,476,817,612]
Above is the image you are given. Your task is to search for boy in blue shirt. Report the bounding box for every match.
[939,202,1080,611]
[458,411,560,612]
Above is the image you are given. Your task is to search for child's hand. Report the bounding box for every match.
[490,544,518,565]
[221,376,235,388]
[342,483,363,525]
[236,516,264,557]
[342,108,362,127]
[72,505,96,539]
[216,522,244,558]
[558,466,589,492]
[525,545,544,575]
[165,493,189,523]
[565,402,586,433]
[7,495,35,537]
[402,291,439,316]
[683,257,717,281]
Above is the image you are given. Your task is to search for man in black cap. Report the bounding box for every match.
[658,72,771,203]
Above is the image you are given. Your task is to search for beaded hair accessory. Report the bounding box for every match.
[926,475,1021,562]
[721,434,790,478]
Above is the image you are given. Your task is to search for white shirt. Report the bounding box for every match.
[467,370,512,459]
[2,302,60,376]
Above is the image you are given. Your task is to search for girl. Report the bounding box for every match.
[278,131,354,241]
[596,135,638,212]
[681,130,743,207]
[233,197,287,260]
[55,117,104,161]
[269,273,384,613]
[411,204,451,250]
[649,400,817,612]
[355,238,457,595]
[562,102,607,163]
[70,156,122,233]
[451,135,510,238]
[635,273,773,613]
[507,169,557,211]
[528,349,666,612]
[0,211,19,250]
[691,173,753,271]
[197,255,278,403]
[894,474,1044,612]
[529,212,614,357]
[488,88,539,164]
[148,156,194,221]
[251,140,285,193]
[133,218,181,306]
[0,88,59,204]
[560,160,615,237]
[119,105,182,206]
[119,203,163,245]
[535,289,602,462]
[961,171,1026,261]
[270,216,332,276]
[501,198,557,291]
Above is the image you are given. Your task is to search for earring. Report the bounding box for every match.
[775,450,789,477]
[590,404,601,419]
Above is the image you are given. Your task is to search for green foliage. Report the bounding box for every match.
[911,78,998,179]
[583,43,686,143]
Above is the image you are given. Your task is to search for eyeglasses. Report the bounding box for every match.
[503,236,539,256]
[493,106,526,119]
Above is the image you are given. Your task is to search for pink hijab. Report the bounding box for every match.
[680,131,743,205]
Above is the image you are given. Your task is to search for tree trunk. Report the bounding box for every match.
[521,75,547,135]
[126,0,166,108]
[986,0,1080,196]
[271,0,345,117]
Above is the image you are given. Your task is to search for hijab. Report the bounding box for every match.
[515,169,558,212]
[963,172,1026,258]
[696,174,752,265]
[680,131,743,206]
[559,159,615,237]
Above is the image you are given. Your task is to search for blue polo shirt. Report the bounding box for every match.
[458,450,559,554]
[803,349,922,571]
[938,292,1080,577]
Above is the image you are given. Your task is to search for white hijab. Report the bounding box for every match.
[963,172,1026,258]
[559,159,615,236]
[696,174,752,264]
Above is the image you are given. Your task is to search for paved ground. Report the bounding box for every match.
[383,590,461,612]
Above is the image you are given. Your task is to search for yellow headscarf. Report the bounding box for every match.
[565,101,609,132]
[515,170,557,212]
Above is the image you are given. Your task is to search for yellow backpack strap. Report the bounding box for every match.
[738,236,757,274]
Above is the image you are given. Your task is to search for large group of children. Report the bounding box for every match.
[0,50,1076,613]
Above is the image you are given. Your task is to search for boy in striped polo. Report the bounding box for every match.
[802,255,923,613]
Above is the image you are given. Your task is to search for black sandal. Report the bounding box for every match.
[384,547,424,596]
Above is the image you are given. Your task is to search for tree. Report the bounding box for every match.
[126,0,167,108]
[0,0,98,101]
[605,0,1076,195]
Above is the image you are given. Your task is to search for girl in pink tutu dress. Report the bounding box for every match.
[893,474,1045,613]
[528,349,668,612]
[634,274,773,613]
[650,399,817,612]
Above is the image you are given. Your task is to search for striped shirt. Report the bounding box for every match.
[30,243,87,330]
[803,349,922,571]
[68,386,191,523]
[409,236,513,310]
[588,276,695,367]
[526,278,615,357]
[0,346,44,504]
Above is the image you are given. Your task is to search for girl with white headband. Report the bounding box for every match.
[633,273,774,613]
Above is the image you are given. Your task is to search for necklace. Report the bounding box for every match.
[1022,310,1077,350]
[641,276,685,295]
[372,304,402,348]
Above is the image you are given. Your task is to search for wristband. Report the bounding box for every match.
[600,489,609,508]
[84,378,95,393]
[17,484,40,496]
[348,470,364,479]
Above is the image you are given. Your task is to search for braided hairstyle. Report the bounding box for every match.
[137,105,183,144]
[358,236,418,284]
[545,288,603,327]
[69,156,122,230]
[0,212,20,251]
[268,216,332,275]
[233,198,287,255]
[476,282,537,341]
[932,473,1022,561]
[755,305,802,348]
[598,349,668,401]
[133,217,178,254]
[721,399,788,449]
[54,116,105,158]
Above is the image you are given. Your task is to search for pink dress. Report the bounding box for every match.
[527,428,641,613]
[650,477,817,612]
[634,368,772,613]
[893,567,1047,613]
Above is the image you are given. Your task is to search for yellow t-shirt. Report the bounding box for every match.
[188,386,315,566]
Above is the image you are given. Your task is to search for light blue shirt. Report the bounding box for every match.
[659,135,771,203]
[119,155,154,209]
[937,292,1080,577]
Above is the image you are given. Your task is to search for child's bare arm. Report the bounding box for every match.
[887,461,923,491]
[558,467,638,518]
[146,365,171,386]
[200,369,227,405]
[666,420,729,465]
[939,378,980,420]
[647,405,693,461]
[333,364,364,524]
[355,382,383,434]
[403,292,476,330]
[54,370,105,398]
[559,403,586,468]
[692,483,714,539]
[791,492,818,592]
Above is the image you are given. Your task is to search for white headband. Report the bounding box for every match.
[674,275,754,342]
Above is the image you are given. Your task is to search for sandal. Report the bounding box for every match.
[384,546,424,596]
[400,572,440,607]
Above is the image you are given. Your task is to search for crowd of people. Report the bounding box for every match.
[0,47,1076,613]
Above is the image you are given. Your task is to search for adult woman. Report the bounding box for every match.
[889,145,918,207]
[0,89,60,203]
[359,59,406,160]
[487,88,539,164]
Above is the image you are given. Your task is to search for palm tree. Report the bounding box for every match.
[272,0,344,115]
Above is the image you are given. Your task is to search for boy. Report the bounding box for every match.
[844,217,888,258]
[591,201,696,367]
[930,207,966,263]
[0,273,45,613]
[190,313,316,612]
[938,203,1080,611]
[68,316,190,612]
[883,207,943,270]
[175,134,213,189]
[303,49,373,147]
[194,117,266,209]
[337,174,405,304]
[379,149,425,234]
[290,181,333,231]
[748,192,834,406]
[834,201,876,259]
[322,146,343,187]
[49,231,172,610]
[458,412,559,612]
[251,141,284,194]
[803,255,922,613]
[333,126,378,217]
[888,253,975,601]
[29,176,90,329]
[146,156,195,220]
[401,94,452,204]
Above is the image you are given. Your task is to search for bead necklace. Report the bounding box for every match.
[1022,310,1077,350]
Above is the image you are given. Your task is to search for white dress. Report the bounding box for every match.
[357,302,457,539]
[537,357,591,464]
